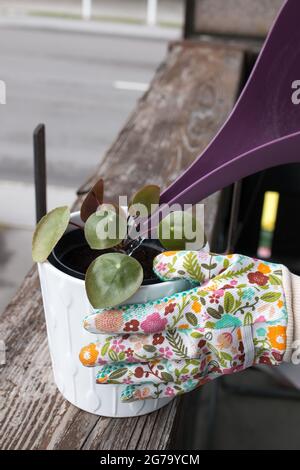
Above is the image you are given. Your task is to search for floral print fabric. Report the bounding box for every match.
[79,251,288,402]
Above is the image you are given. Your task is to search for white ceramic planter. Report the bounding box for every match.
[38,212,191,417]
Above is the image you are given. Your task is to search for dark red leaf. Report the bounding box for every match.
[80,178,104,222]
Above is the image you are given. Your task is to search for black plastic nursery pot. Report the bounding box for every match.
[48,228,164,284]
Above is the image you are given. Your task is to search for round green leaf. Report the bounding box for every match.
[129,184,160,216]
[32,206,70,262]
[85,253,143,308]
[158,211,204,251]
[84,204,127,250]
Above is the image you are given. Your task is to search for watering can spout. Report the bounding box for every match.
[160,0,300,207]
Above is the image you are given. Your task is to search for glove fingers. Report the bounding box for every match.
[121,381,199,402]
[81,319,248,368]
[153,250,231,283]
[82,251,234,335]
[79,329,204,367]
[95,358,202,385]
[92,329,249,384]
[83,285,206,335]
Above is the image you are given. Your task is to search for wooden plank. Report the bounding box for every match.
[0,42,244,450]
[193,0,284,39]
[80,44,243,202]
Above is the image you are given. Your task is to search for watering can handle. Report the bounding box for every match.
[159,0,300,207]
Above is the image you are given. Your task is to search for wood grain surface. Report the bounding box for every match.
[0,42,243,450]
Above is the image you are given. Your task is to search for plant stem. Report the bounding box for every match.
[69,221,84,230]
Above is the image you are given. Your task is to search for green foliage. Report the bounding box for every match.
[269,274,281,285]
[84,204,127,249]
[32,206,70,262]
[129,184,160,215]
[108,349,118,362]
[244,312,253,325]
[109,368,128,380]
[220,351,232,362]
[224,291,235,313]
[185,312,198,327]
[85,253,143,308]
[205,321,215,329]
[191,331,202,339]
[158,211,204,251]
[215,263,255,282]
[143,345,156,353]
[207,307,222,319]
[161,372,173,383]
[34,183,208,312]
[166,329,189,359]
[201,263,217,271]
[101,342,110,356]
[261,292,281,302]
[223,258,230,269]
[182,251,205,282]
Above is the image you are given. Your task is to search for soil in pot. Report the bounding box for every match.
[48,229,163,284]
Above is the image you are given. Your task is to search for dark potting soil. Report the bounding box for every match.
[51,229,162,284]
[60,244,113,275]
[131,245,162,283]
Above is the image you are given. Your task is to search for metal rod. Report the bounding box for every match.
[184,0,196,39]
[33,124,47,223]
[226,180,242,253]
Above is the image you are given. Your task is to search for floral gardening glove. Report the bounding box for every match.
[79,250,298,402]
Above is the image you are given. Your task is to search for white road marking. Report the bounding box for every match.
[113,80,149,92]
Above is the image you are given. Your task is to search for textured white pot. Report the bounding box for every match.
[38,212,190,417]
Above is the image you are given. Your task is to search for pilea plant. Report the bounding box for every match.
[32,178,202,308]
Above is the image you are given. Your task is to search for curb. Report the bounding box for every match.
[0,16,181,41]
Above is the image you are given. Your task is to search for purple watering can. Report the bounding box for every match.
[158,0,300,209]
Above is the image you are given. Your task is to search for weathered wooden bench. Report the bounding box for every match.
[0,0,283,450]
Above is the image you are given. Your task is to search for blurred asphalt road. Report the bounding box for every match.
[0,26,167,187]
[0,25,168,313]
